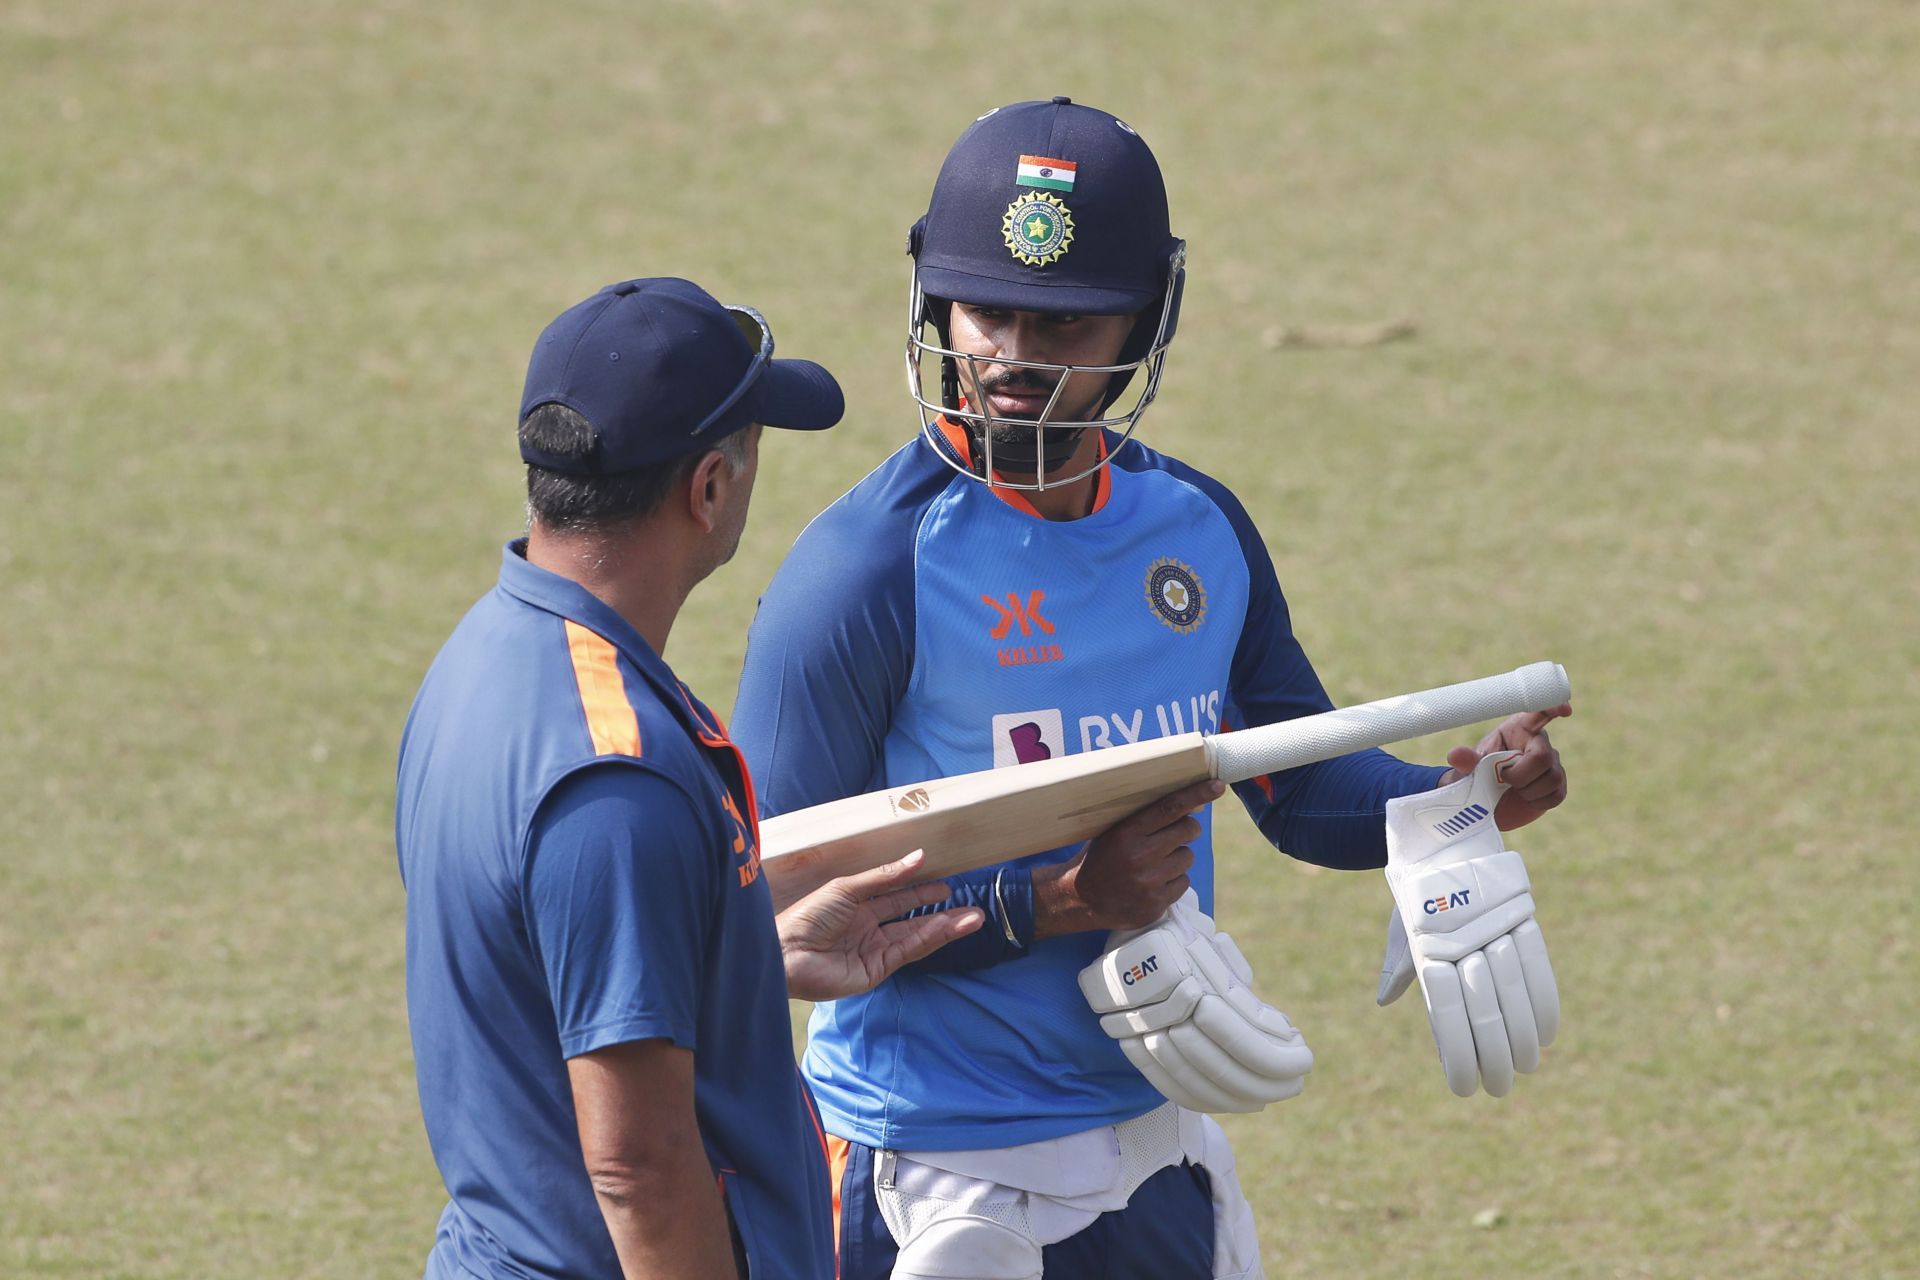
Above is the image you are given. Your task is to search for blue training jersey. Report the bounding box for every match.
[399,542,834,1279]
[733,431,1443,1151]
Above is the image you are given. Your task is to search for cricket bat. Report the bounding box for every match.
[760,661,1570,909]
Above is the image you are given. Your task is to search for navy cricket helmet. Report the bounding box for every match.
[907,97,1187,489]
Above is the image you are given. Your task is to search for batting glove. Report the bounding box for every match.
[1380,751,1560,1097]
[1078,889,1313,1113]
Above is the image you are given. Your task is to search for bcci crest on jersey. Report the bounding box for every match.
[1145,557,1206,633]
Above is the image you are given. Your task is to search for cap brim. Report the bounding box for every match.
[918,263,1154,316]
[754,358,844,431]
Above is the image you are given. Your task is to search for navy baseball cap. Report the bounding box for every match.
[519,277,843,474]
[915,97,1174,315]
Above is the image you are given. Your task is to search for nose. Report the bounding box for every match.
[996,314,1055,365]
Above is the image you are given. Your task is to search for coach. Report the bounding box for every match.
[397,278,980,1280]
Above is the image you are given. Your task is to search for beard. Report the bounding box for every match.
[964,368,1095,476]
[970,419,1087,475]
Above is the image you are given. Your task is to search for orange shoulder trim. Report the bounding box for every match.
[563,620,642,757]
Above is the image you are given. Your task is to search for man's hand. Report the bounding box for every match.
[1034,779,1223,938]
[1439,705,1571,831]
[777,851,984,1002]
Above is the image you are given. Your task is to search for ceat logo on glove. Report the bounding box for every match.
[1121,955,1161,986]
[1423,889,1473,915]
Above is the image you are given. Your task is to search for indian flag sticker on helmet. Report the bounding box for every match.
[1015,154,1077,192]
[1001,192,1074,266]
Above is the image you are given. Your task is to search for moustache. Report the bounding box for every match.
[981,369,1062,397]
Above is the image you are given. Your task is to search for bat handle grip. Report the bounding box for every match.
[1203,661,1570,785]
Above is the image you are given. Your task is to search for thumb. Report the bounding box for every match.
[1446,745,1482,775]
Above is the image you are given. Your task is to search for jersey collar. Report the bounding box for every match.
[496,538,686,709]
[932,416,1113,519]
[497,539,766,840]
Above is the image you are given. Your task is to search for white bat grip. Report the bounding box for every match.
[1205,661,1570,784]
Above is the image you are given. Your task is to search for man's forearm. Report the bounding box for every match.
[587,1141,738,1280]
[1256,750,1447,869]
[895,867,1035,970]
[569,1042,739,1280]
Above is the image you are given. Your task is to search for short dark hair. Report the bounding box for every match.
[520,403,749,533]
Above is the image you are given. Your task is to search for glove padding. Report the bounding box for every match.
[1381,751,1560,1098]
[1078,889,1313,1113]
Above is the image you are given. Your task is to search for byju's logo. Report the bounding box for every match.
[993,710,1065,768]
[1436,802,1490,837]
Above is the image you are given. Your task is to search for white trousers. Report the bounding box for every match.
[871,1104,1263,1280]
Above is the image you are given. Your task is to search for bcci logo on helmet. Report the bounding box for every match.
[1001,192,1074,266]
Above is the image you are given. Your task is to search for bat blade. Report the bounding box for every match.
[759,661,1569,910]
[759,733,1210,910]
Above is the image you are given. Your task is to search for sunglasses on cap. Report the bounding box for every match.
[687,305,775,439]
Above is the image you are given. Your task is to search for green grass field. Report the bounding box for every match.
[5,1,1916,1275]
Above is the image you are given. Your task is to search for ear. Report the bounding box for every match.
[682,448,731,534]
